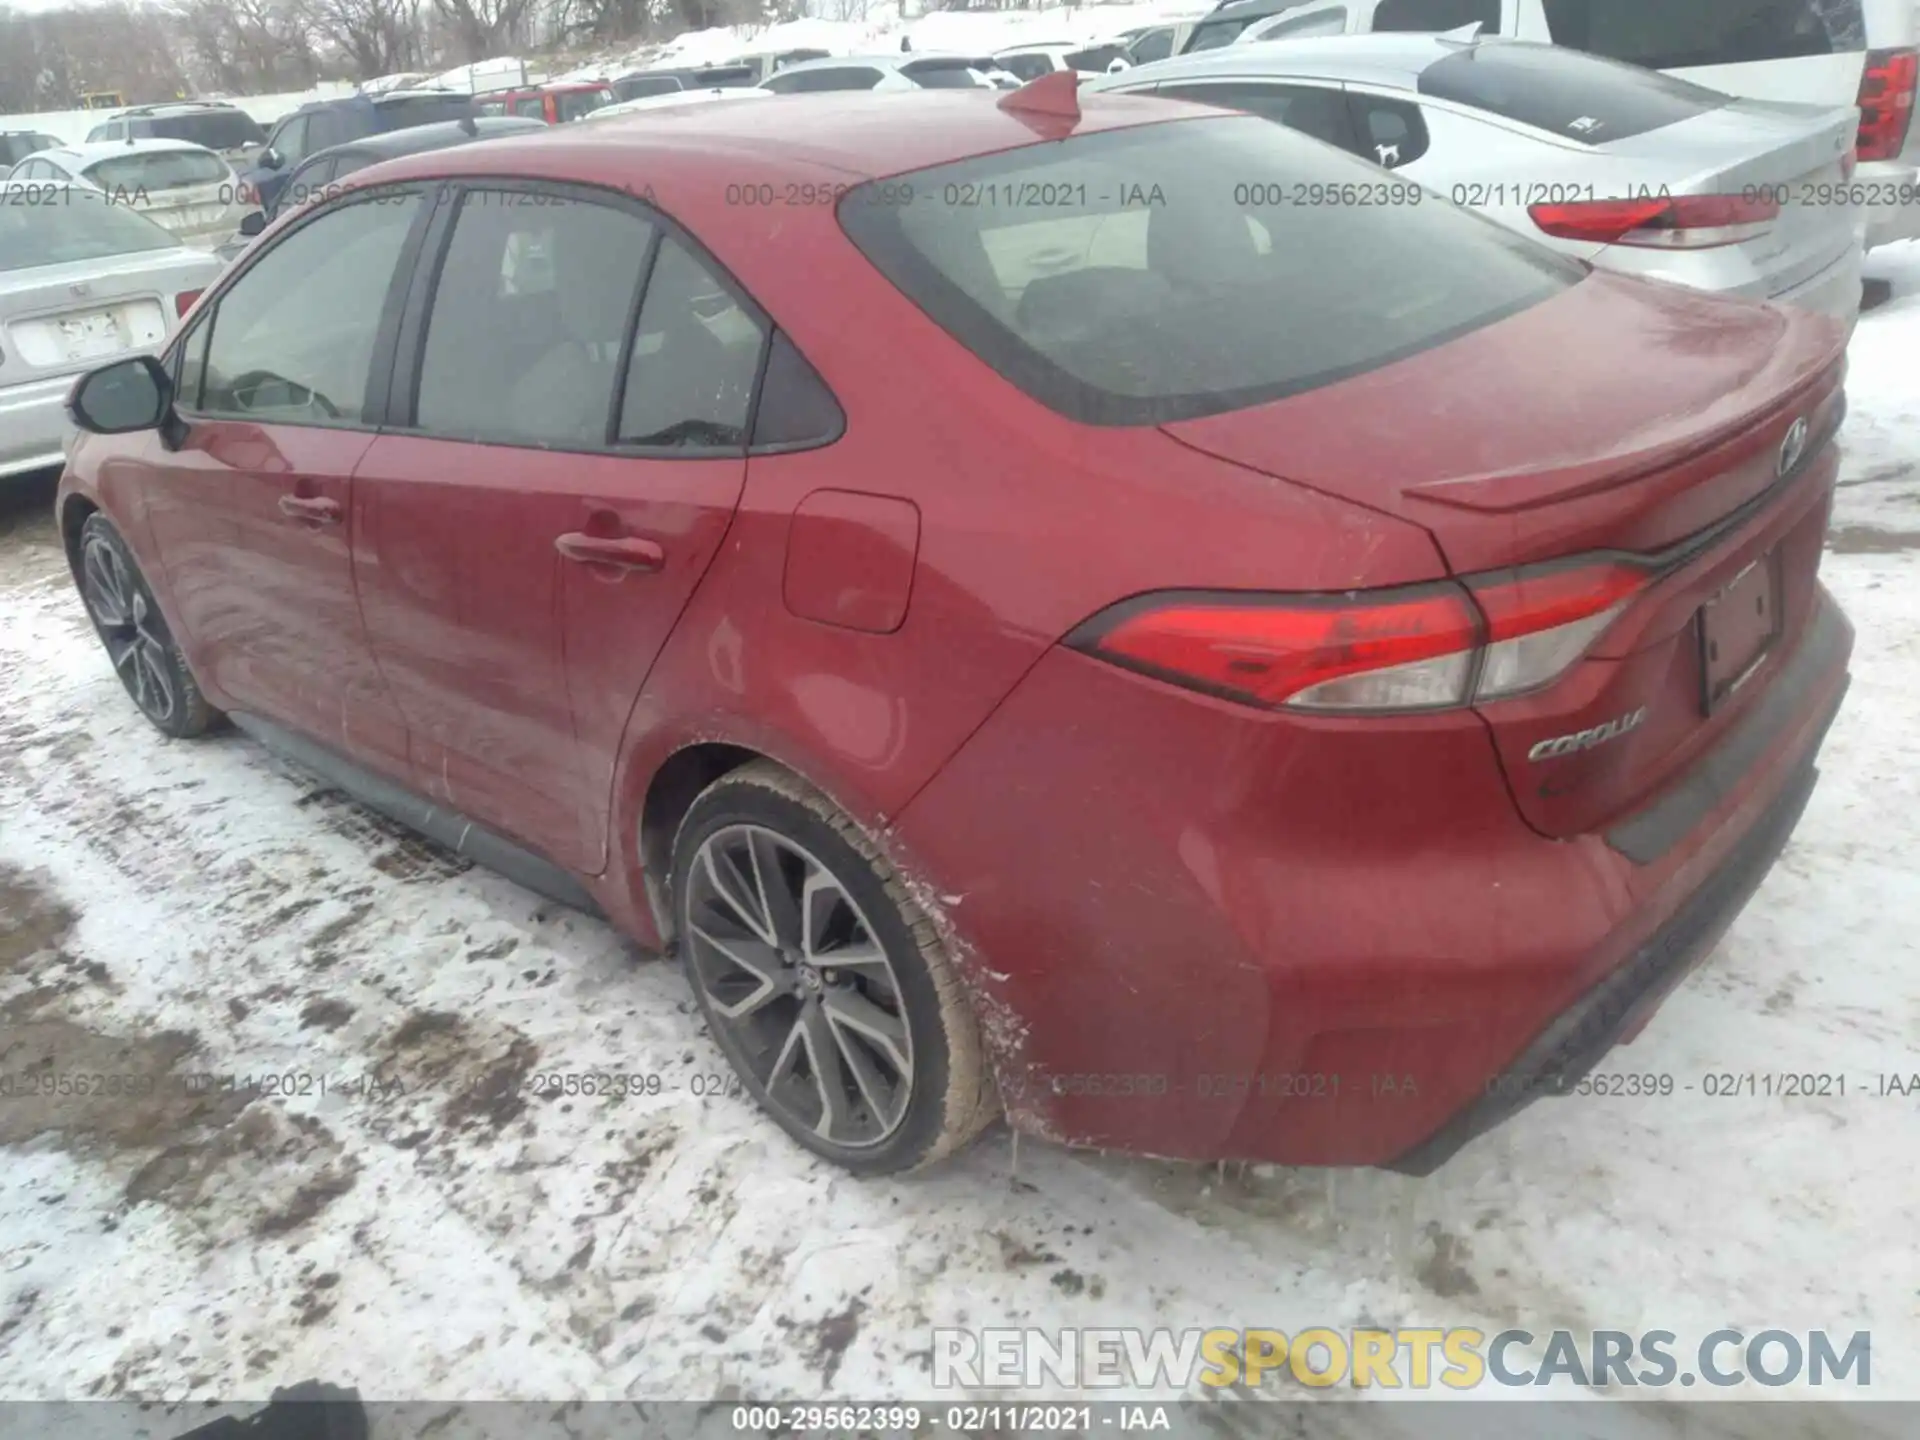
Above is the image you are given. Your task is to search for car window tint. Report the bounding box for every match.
[1541,0,1865,68]
[83,150,230,193]
[907,61,991,89]
[1159,82,1359,151]
[617,235,767,450]
[1184,17,1255,51]
[750,331,843,449]
[513,96,547,118]
[152,112,265,149]
[1131,29,1175,62]
[840,113,1577,425]
[198,193,421,424]
[765,67,884,92]
[1000,53,1057,81]
[1419,40,1733,143]
[557,89,613,121]
[1257,7,1350,40]
[1372,0,1498,31]
[274,115,309,161]
[1349,94,1431,165]
[415,191,652,447]
[620,77,682,99]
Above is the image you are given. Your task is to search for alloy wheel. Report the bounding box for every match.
[685,824,915,1150]
[81,533,177,726]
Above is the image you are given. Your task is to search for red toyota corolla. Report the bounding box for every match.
[54,79,1853,1175]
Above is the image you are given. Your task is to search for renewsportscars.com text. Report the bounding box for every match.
[932,1326,1871,1391]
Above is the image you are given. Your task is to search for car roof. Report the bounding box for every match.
[115,101,240,115]
[295,89,464,115]
[47,138,228,163]
[1109,32,1468,90]
[304,115,548,164]
[355,89,1182,192]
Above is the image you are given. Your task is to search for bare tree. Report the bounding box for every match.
[303,0,425,76]
[429,0,536,60]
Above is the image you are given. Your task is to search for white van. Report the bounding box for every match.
[1233,0,1920,249]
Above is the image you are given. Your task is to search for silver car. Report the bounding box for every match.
[1,185,221,483]
[1090,35,1863,325]
[4,140,249,250]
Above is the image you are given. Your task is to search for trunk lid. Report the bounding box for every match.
[1161,269,1850,839]
[1592,99,1861,291]
[1,252,213,383]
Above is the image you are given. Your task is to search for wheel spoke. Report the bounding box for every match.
[85,546,129,626]
[827,1003,902,1128]
[766,1013,808,1091]
[702,843,775,945]
[137,644,174,720]
[822,987,911,1077]
[689,923,784,1019]
[749,830,804,949]
[799,1004,856,1142]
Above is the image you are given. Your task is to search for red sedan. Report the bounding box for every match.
[54,79,1854,1175]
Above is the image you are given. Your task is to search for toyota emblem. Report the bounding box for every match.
[1778,417,1809,478]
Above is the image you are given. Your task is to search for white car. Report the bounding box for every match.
[1091,35,1865,326]
[584,88,778,121]
[992,42,1137,80]
[4,140,247,251]
[1228,0,1920,251]
[758,54,1015,93]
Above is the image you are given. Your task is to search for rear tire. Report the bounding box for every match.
[670,761,998,1175]
[77,513,215,739]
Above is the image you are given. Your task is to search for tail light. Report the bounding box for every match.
[1856,47,1917,163]
[1069,557,1654,714]
[1528,194,1779,250]
[175,289,203,317]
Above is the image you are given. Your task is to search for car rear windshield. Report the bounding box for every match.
[1419,42,1733,143]
[838,114,1580,426]
[83,150,230,192]
[0,189,174,270]
[151,111,267,149]
[906,60,993,88]
[1541,0,1866,70]
[556,88,615,121]
[379,95,475,126]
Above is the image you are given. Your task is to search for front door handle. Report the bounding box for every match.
[554,532,665,572]
[278,494,341,524]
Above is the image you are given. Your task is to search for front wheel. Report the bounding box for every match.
[671,762,999,1174]
[77,513,216,739]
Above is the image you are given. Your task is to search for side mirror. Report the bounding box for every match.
[261,148,284,171]
[238,210,266,237]
[68,355,172,435]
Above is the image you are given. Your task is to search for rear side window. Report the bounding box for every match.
[513,96,547,118]
[152,112,267,149]
[839,115,1578,426]
[1373,0,1499,32]
[1185,16,1258,51]
[85,123,118,143]
[1158,82,1361,152]
[1541,0,1866,69]
[1349,94,1431,166]
[83,150,230,191]
[1130,28,1176,62]
[999,53,1057,82]
[617,236,767,449]
[1418,42,1733,143]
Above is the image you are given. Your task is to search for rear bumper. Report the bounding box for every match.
[0,374,74,482]
[1858,159,1920,251]
[1767,244,1862,330]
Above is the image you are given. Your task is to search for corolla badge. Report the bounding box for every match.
[1778,417,1810,478]
[1528,708,1648,763]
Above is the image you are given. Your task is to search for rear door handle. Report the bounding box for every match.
[278,494,341,524]
[554,532,665,572]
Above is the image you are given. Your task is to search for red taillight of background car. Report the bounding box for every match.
[1071,558,1654,713]
[1856,47,1918,163]
[175,289,203,317]
[1528,193,1781,250]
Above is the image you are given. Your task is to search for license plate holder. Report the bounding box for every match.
[1698,552,1781,715]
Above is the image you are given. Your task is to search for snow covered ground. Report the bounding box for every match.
[0,250,1917,1426]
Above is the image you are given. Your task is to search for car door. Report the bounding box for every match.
[352,183,765,874]
[142,188,429,778]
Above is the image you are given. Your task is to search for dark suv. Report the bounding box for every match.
[241,90,474,213]
[82,102,267,166]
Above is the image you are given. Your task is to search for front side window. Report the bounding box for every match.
[1541,0,1865,69]
[839,115,1578,425]
[413,190,654,447]
[272,115,310,163]
[1418,40,1733,143]
[617,236,767,449]
[196,193,422,423]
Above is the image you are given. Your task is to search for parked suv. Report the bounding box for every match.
[241,90,474,215]
[1221,0,1920,250]
[473,82,617,124]
[83,101,267,169]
